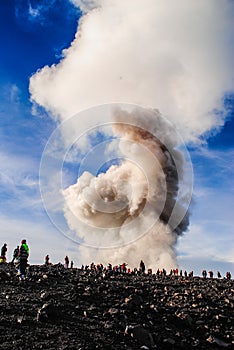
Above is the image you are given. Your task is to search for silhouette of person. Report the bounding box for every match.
[12,246,19,263]
[64,256,69,268]
[1,243,7,262]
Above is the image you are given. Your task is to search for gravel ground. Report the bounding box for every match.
[0,263,233,349]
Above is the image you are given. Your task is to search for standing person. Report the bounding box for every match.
[139,260,145,274]
[202,270,207,278]
[64,256,69,268]
[1,243,7,262]
[18,240,29,279]
[208,270,213,278]
[11,245,19,264]
[44,255,50,265]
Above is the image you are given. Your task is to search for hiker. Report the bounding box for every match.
[121,262,127,273]
[139,260,145,274]
[64,256,69,268]
[217,271,221,278]
[202,270,207,278]
[18,239,29,279]
[1,243,7,262]
[208,271,213,278]
[226,272,231,280]
[45,255,50,265]
[12,245,19,263]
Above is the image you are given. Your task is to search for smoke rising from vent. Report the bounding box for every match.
[61,107,191,269]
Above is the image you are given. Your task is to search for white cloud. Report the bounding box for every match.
[70,0,102,13]
[30,0,234,143]
[0,151,42,214]
[26,0,58,23]
[9,84,21,103]
[28,3,40,19]
[0,151,38,188]
[177,223,234,264]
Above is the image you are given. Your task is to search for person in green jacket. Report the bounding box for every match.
[18,239,29,279]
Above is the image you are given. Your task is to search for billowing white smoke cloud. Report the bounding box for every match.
[32,0,234,269]
[30,0,234,142]
[62,107,190,269]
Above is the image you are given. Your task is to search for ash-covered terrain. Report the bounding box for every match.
[0,263,233,349]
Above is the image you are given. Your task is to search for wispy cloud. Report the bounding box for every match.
[0,150,42,216]
[177,223,234,264]
[190,147,234,189]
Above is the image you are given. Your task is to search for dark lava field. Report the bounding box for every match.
[0,263,233,349]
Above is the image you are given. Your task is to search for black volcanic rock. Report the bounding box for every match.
[0,263,233,349]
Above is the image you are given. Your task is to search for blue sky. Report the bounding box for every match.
[0,0,233,275]
[0,0,81,262]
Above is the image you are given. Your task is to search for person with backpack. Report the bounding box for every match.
[11,245,19,264]
[18,240,29,279]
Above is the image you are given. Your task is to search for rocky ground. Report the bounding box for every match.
[0,263,233,350]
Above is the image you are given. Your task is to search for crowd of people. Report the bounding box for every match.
[0,242,232,281]
[1,241,29,280]
[78,262,232,280]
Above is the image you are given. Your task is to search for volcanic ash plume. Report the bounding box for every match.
[63,107,190,270]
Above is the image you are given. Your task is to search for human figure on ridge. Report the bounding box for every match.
[18,239,29,280]
[45,255,50,265]
[139,260,145,274]
[1,243,7,263]
[208,271,213,278]
[202,270,207,278]
[64,256,69,268]
[11,245,19,264]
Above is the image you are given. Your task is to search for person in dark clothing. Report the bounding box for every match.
[208,270,213,278]
[1,243,7,262]
[202,270,207,278]
[45,255,50,265]
[64,256,69,268]
[139,260,145,274]
[11,245,19,263]
[18,240,29,279]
